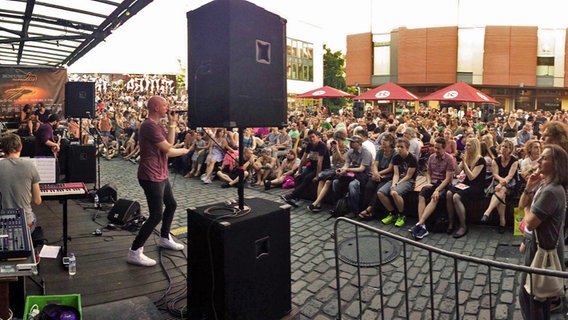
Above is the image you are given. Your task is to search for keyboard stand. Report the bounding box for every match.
[40,194,87,265]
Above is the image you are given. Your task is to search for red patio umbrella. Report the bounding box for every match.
[421,81,499,104]
[354,82,419,101]
[296,85,354,98]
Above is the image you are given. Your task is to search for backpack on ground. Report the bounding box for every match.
[330,193,350,218]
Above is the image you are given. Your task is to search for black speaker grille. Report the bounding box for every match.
[187,198,291,319]
[187,1,287,128]
[65,82,95,119]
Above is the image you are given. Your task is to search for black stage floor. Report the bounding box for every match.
[23,198,187,319]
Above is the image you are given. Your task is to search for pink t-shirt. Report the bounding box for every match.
[137,119,168,182]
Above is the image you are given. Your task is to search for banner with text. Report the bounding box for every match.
[0,67,67,122]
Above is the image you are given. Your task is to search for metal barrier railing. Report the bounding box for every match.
[333,217,568,319]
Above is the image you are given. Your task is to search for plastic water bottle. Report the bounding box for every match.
[68,253,77,275]
[94,194,99,208]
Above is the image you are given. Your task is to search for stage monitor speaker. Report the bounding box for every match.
[353,101,365,118]
[187,1,287,128]
[65,82,95,119]
[108,199,140,225]
[66,144,96,183]
[97,183,118,203]
[187,197,291,320]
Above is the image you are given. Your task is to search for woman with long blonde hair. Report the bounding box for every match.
[446,137,486,238]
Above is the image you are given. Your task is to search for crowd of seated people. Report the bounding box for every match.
[16,81,568,241]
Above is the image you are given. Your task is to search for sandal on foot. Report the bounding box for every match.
[358,208,373,220]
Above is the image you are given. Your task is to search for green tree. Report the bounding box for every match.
[176,67,186,92]
[323,45,349,113]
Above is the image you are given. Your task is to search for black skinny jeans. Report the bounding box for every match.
[131,178,177,250]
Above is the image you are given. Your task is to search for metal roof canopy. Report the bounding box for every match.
[0,0,153,68]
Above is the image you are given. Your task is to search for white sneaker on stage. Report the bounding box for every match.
[127,247,156,267]
[159,235,184,251]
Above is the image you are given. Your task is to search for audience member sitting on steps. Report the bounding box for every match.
[307,129,349,212]
[201,128,225,184]
[252,148,277,186]
[281,130,330,207]
[241,128,257,152]
[352,127,376,157]
[270,126,292,158]
[443,128,458,161]
[446,137,486,238]
[541,120,568,153]
[265,149,300,190]
[184,131,209,178]
[404,127,422,161]
[410,137,455,239]
[331,135,373,217]
[217,147,255,188]
[518,139,541,182]
[359,134,396,219]
[481,139,519,233]
[379,137,417,227]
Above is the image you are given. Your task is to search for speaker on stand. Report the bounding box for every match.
[188,0,287,128]
[353,101,365,119]
[65,82,95,119]
[188,0,288,211]
[187,198,291,320]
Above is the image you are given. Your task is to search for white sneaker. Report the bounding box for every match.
[200,173,207,181]
[127,247,156,266]
[203,178,212,184]
[159,235,184,251]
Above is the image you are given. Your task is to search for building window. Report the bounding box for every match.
[373,44,390,75]
[537,28,557,77]
[536,56,554,76]
[287,38,313,81]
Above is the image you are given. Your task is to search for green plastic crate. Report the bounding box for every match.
[23,294,82,320]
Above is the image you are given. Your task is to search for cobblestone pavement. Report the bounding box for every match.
[99,158,566,320]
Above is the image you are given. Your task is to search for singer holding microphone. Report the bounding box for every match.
[127,96,190,266]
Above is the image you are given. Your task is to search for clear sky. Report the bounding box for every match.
[68,0,568,74]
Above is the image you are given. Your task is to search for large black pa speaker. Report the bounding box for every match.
[96,183,118,203]
[353,101,365,118]
[187,197,291,320]
[108,199,140,224]
[66,144,96,183]
[65,82,95,119]
[187,0,287,128]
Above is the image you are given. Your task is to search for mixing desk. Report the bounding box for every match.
[0,208,32,260]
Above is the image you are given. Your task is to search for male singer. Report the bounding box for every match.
[127,96,189,267]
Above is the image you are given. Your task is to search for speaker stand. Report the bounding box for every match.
[237,127,245,210]
[91,127,103,192]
